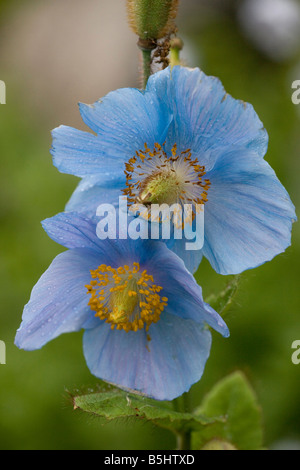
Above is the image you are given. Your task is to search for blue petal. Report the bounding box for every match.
[42,211,150,266]
[83,313,212,401]
[51,86,172,179]
[51,126,124,177]
[66,175,123,217]
[147,66,268,160]
[15,249,101,350]
[165,237,203,274]
[143,242,229,337]
[42,212,101,251]
[203,149,297,274]
[78,87,171,153]
[42,212,132,266]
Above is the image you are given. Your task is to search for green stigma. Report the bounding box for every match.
[137,170,181,205]
[109,278,139,324]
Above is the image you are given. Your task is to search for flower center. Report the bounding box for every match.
[122,143,211,207]
[138,168,181,205]
[86,262,168,332]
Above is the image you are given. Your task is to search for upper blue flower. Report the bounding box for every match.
[15,212,229,401]
[51,66,296,275]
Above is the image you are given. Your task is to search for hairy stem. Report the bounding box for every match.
[142,48,152,88]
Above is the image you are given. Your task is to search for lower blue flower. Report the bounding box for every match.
[15,212,229,401]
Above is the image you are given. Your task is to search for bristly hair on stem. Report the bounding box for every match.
[128,0,180,88]
[137,38,157,88]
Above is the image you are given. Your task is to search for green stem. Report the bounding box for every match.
[170,37,183,68]
[176,431,191,451]
[173,392,192,450]
[142,49,152,88]
[173,392,190,413]
[170,46,180,67]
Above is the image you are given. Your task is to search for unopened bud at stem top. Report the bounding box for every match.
[127,0,179,40]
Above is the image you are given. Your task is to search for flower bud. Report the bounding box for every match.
[127,0,179,40]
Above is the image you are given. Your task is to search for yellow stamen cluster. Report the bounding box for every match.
[86,262,168,333]
[122,142,211,209]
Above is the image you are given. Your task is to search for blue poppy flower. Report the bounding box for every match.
[15,212,229,401]
[51,66,296,275]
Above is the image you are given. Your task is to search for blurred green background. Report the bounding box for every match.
[0,0,299,450]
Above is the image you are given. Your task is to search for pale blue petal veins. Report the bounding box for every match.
[52,87,173,178]
[42,212,101,251]
[51,126,125,177]
[42,212,130,266]
[78,87,171,155]
[15,249,101,350]
[147,66,268,159]
[83,313,212,401]
[203,149,297,274]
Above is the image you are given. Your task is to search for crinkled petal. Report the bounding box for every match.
[15,249,101,350]
[51,126,124,177]
[42,211,137,256]
[42,211,133,268]
[51,86,172,179]
[203,149,297,274]
[147,66,268,160]
[42,212,101,252]
[78,88,171,154]
[83,313,212,401]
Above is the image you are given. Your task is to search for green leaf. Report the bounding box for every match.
[192,371,264,450]
[205,275,241,318]
[72,383,224,434]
